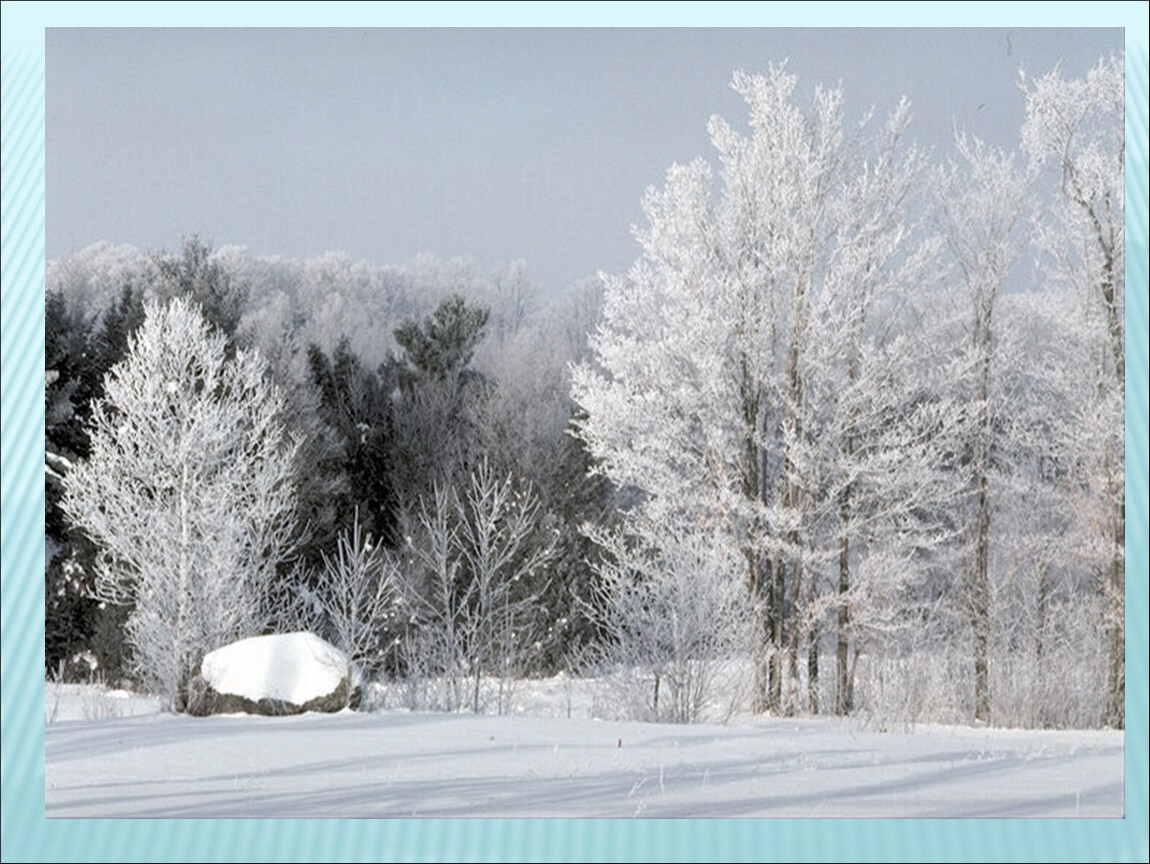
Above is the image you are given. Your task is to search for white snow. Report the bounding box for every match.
[199,631,351,705]
[44,677,1123,818]
[45,682,163,723]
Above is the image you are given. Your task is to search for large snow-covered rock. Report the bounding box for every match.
[184,632,358,716]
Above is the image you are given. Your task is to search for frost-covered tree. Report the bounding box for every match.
[455,459,557,713]
[400,461,555,714]
[981,293,1106,728]
[572,64,925,715]
[794,96,948,716]
[580,518,751,723]
[1021,54,1125,728]
[472,290,613,671]
[935,132,1029,723]
[61,296,300,708]
[314,510,400,695]
[399,482,468,711]
[153,236,250,342]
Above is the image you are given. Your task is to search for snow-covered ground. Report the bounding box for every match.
[45,677,1123,818]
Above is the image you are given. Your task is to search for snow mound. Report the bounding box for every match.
[200,632,352,706]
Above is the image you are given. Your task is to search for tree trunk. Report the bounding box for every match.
[835,421,855,716]
[1035,561,1049,728]
[1105,486,1124,728]
[1073,180,1123,730]
[768,557,784,712]
[749,546,770,714]
[1100,249,1124,730]
[783,326,804,716]
[808,617,820,715]
[972,467,991,724]
[175,460,190,711]
[836,523,852,716]
[972,389,991,725]
[741,377,771,714]
[787,555,802,716]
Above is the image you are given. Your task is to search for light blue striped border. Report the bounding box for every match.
[3,5,1147,862]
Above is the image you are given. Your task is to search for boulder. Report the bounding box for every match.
[183,632,360,717]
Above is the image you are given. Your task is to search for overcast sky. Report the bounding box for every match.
[46,28,1123,294]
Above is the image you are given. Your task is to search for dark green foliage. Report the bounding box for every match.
[387,295,492,499]
[393,294,490,385]
[530,417,617,672]
[88,600,132,684]
[44,555,92,678]
[45,291,91,462]
[45,286,146,677]
[94,283,147,382]
[154,235,248,342]
[308,337,401,549]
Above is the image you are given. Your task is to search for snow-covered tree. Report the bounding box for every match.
[313,510,400,696]
[572,64,926,715]
[794,95,948,716]
[579,517,751,723]
[935,132,1029,723]
[400,460,555,714]
[455,459,557,713]
[61,296,300,708]
[1021,54,1125,728]
[399,482,468,711]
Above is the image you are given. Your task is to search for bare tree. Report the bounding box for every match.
[314,510,400,701]
[456,459,557,714]
[400,482,468,711]
[400,461,555,714]
[579,519,751,723]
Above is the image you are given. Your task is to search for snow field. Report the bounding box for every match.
[45,678,1123,818]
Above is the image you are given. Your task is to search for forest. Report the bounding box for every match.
[44,55,1125,731]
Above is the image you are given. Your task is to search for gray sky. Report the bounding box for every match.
[47,28,1123,293]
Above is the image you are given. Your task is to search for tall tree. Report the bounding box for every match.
[935,132,1028,723]
[389,294,491,503]
[573,64,923,715]
[1021,54,1125,728]
[61,297,300,708]
[308,337,401,548]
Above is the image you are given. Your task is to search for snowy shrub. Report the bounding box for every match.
[397,461,556,714]
[578,521,752,724]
